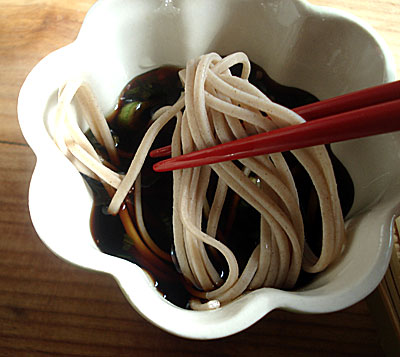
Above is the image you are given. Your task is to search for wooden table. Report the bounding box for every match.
[1,1,399,355]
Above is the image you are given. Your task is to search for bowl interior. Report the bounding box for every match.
[18,0,398,339]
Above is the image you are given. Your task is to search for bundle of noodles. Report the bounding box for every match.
[54,52,345,310]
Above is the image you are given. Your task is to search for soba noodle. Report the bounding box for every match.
[54,52,345,309]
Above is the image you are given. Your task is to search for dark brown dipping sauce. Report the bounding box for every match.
[87,63,354,308]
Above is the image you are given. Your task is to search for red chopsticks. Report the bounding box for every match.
[152,80,400,172]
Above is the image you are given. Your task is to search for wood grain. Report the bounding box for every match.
[1,0,399,355]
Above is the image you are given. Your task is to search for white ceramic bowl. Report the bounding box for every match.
[18,0,399,339]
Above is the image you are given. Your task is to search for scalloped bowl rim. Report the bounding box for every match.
[17,0,398,339]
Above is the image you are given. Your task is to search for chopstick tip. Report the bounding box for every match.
[149,145,172,158]
[153,160,171,172]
